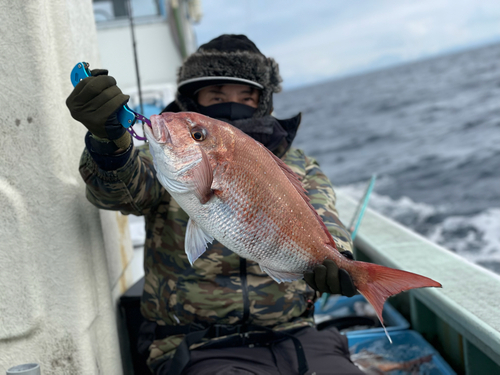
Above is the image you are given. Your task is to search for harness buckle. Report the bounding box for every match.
[212,324,245,338]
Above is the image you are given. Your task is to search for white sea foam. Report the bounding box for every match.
[338,183,440,229]
[339,183,500,273]
[428,208,500,263]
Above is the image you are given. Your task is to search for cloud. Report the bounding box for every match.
[193,0,500,89]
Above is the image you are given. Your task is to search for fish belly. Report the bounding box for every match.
[173,181,326,281]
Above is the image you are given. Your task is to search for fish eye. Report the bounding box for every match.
[191,127,206,142]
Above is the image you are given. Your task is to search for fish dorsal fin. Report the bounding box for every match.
[185,218,214,265]
[192,148,214,204]
[263,146,340,250]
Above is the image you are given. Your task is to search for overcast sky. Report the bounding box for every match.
[192,0,500,90]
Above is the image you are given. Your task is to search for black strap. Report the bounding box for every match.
[164,323,309,375]
[263,326,308,375]
[155,322,207,338]
[239,257,250,323]
[167,328,211,375]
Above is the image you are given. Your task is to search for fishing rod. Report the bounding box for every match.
[348,174,377,239]
[319,174,377,310]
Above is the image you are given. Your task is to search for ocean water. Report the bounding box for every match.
[273,43,500,274]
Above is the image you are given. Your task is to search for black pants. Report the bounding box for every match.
[156,326,364,375]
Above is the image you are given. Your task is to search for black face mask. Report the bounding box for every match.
[198,102,257,121]
[197,101,291,157]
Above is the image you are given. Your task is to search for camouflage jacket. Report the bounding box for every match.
[79,143,353,366]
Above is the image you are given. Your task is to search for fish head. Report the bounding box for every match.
[144,112,234,193]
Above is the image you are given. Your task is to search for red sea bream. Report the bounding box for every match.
[144,112,442,331]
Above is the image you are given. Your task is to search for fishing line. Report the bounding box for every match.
[357,290,393,344]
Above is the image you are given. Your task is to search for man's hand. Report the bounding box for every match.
[303,259,357,297]
[66,69,131,149]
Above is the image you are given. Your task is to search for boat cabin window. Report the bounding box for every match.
[93,0,166,22]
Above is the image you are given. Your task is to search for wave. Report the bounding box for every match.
[428,209,500,273]
[338,183,500,274]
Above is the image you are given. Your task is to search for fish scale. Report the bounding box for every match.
[208,135,327,275]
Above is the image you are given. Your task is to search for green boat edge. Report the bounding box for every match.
[335,189,500,374]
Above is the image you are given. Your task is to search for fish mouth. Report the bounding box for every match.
[146,114,173,144]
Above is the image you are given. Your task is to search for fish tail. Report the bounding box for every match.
[346,261,441,325]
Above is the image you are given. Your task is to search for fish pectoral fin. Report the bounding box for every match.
[260,265,303,283]
[193,148,214,204]
[185,218,214,266]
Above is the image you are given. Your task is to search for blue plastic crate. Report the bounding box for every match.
[348,330,456,375]
[314,294,410,336]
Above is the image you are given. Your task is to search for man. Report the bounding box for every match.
[67,34,362,375]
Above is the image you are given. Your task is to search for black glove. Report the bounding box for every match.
[66,69,131,151]
[304,258,357,297]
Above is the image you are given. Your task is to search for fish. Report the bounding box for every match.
[144,112,442,332]
[351,350,434,374]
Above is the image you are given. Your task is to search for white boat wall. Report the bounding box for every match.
[0,1,199,374]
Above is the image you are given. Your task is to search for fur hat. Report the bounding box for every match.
[175,34,283,118]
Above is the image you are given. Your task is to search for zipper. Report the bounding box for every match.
[239,257,250,323]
